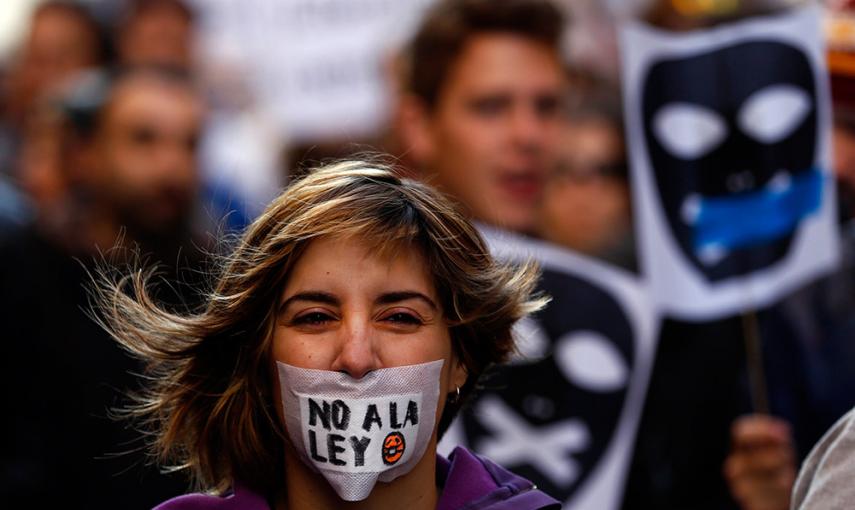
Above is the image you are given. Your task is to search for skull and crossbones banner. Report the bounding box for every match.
[440,226,659,509]
[620,5,838,320]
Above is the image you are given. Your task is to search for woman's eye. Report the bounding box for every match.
[291,311,335,326]
[383,312,423,326]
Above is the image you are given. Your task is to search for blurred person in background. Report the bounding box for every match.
[537,87,635,270]
[115,0,194,70]
[627,4,855,510]
[615,2,801,509]
[3,86,78,234]
[723,75,855,510]
[0,65,207,507]
[0,1,107,177]
[395,0,566,235]
[14,87,81,228]
[73,67,202,256]
[13,65,206,258]
[114,0,281,231]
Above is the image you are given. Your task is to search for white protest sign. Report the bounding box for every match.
[620,5,839,320]
[441,226,659,510]
[190,0,435,141]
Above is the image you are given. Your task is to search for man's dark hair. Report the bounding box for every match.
[402,0,565,109]
[58,64,195,139]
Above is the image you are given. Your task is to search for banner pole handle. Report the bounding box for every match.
[742,309,769,415]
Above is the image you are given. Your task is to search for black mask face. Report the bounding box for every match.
[642,40,820,282]
[461,268,635,501]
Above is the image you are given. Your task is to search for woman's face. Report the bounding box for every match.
[273,236,467,423]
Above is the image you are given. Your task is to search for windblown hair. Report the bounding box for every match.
[402,0,565,108]
[95,160,546,495]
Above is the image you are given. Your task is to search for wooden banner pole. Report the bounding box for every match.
[741,310,769,415]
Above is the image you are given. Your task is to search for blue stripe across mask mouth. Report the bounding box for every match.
[682,167,823,266]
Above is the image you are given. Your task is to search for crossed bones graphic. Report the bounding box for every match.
[474,395,591,488]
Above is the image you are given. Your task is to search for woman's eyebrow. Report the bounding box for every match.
[279,291,340,313]
[375,291,437,310]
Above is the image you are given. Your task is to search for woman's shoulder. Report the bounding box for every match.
[153,482,270,510]
[792,407,855,509]
[437,446,561,510]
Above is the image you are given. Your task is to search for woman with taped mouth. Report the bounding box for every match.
[95,160,560,510]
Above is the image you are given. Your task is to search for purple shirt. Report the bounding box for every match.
[154,447,559,510]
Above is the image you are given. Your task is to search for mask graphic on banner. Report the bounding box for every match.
[642,40,821,282]
[463,268,634,501]
[277,360,443,501]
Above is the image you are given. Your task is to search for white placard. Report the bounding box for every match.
[190,0,435,141]
[441,226,659,510]
[620,5,839,320]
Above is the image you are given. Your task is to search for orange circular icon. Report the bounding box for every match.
[382,432,405,465]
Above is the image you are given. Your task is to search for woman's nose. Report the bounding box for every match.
[329,321,381,379]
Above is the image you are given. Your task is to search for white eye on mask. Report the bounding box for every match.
[276,360,443,501]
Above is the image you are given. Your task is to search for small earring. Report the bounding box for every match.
[450,385,461,404]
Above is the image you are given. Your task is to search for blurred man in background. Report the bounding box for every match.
[0,65,205,507]
[114,0,279,232]
[74,67,202,256]
[395,0,566,234]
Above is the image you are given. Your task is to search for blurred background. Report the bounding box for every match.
[1,0,854,509]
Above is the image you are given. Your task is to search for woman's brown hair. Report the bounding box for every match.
[95,159,546,494]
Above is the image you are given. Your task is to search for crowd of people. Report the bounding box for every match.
[1,0,855,509]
